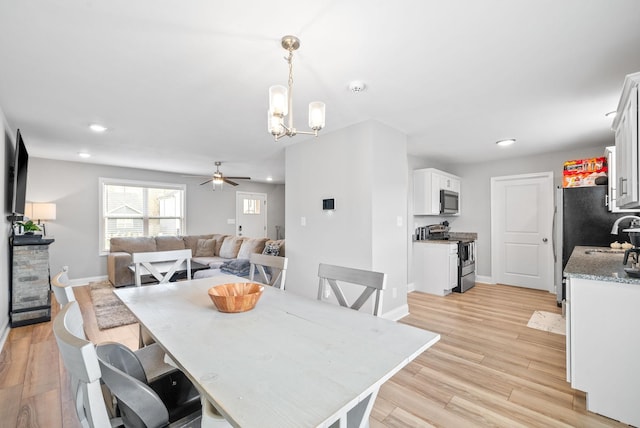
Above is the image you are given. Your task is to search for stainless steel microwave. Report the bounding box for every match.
[440,189,459,214]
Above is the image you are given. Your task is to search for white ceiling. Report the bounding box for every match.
[1,0,639,184]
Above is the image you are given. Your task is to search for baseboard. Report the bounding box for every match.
[69,275,108,287]
[476,275,493,284]
[383,303,409,321]
[407,282,415,292]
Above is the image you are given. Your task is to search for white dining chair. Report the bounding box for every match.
[249,253,288,290]
[132,249,193,287]
[317,263,387,317]
[53,301,116,428]
[96,342,202,428]
[51,266,75,308]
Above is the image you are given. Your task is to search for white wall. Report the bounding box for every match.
[27,158,285,282]
[408,144,609,280]
[1,107,11,345]
[285,121,409,317]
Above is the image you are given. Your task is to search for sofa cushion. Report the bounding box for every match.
[195,239,216,257]
[219,236,245,259]
[182,234,214,255]
[110,237,156,253]
[237,237,269,260]
[211,234,229,256]
[156,236,187,251]
[192,256,227,269]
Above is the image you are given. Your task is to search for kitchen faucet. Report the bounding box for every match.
[610,215,640,234]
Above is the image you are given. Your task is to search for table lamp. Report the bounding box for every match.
[31,202,56,236]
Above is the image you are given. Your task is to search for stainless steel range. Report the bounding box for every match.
[415,222,477,293]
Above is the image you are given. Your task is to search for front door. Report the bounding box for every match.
[235,192,267,238]
[491,172,554,291]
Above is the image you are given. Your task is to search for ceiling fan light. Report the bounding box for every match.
[269,85,288,116]
[309,102,326,130]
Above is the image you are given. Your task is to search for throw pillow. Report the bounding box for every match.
[195,239,216,257]
[219,236,245,259]
[237,238,269,260]
[262,241,281,256]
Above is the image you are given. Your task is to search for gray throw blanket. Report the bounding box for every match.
[220,258,251,277]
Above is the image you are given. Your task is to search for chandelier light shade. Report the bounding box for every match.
[268,35,325,141]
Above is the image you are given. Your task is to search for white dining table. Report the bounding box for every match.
[114,274,440,428]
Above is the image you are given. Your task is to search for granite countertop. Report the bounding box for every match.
[564,245,640,284]
[414,232,478,244]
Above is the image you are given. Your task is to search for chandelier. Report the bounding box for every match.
[268,35,326,141]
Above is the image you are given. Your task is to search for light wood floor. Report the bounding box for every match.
[0,283,628,427]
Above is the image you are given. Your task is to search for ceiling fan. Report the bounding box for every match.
[197,162,251,187]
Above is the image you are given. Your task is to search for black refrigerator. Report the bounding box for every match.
[555,185,640,305]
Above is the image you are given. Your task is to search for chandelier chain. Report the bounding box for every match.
[286,51,294,90]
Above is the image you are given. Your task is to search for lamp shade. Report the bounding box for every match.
[31,203,56,220]
[269,85,288,116]
[24,202,33,219]
[309,101,326,130]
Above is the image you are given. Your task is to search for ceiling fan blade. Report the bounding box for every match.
[223,178,239,186]
[199,179,213,185]
[225,176,251,180]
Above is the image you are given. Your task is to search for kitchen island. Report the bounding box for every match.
[564,246,640,427]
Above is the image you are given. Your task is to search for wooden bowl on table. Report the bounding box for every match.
[208,283,264,313]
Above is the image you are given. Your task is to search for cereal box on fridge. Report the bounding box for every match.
[562,157,607,188]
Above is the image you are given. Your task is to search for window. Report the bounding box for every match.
[243,198,262,215]
[99,178,186,254]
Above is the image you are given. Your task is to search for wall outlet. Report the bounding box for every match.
[227,219,236,224]
[392,287,397,298]
[397,216,403,227]
[301,216,306,226]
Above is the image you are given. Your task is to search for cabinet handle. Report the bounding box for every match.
[620,177,628,197]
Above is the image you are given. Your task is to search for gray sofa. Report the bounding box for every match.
[107,234,285,287]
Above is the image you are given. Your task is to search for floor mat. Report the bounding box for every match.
[527,310,566,335]
[89,281,137,330]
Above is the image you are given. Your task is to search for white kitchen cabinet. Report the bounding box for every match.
[413,168,461,215]
[604,146,638,212]
[413,241,458,296]
[613,73,640,208]
[566,276,640,426]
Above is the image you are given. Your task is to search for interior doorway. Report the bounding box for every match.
[491,172,554,291]
[235,192,267,238]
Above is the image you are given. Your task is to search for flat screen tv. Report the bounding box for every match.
[11,129,29,216]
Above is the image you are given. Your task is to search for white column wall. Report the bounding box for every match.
[285,120,409,317]
[1,107,11,345]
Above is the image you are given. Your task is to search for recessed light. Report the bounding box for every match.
[605,111,617,118]
[89,123,107,133]
[78,152,91,158]
[266,176,273,182]
[496,139,516,147]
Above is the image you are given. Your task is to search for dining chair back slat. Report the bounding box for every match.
[132,249,192,287]
[249,253,288,290]
[317,263,387,316]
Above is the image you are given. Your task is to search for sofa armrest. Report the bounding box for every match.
[107,252,134,287]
